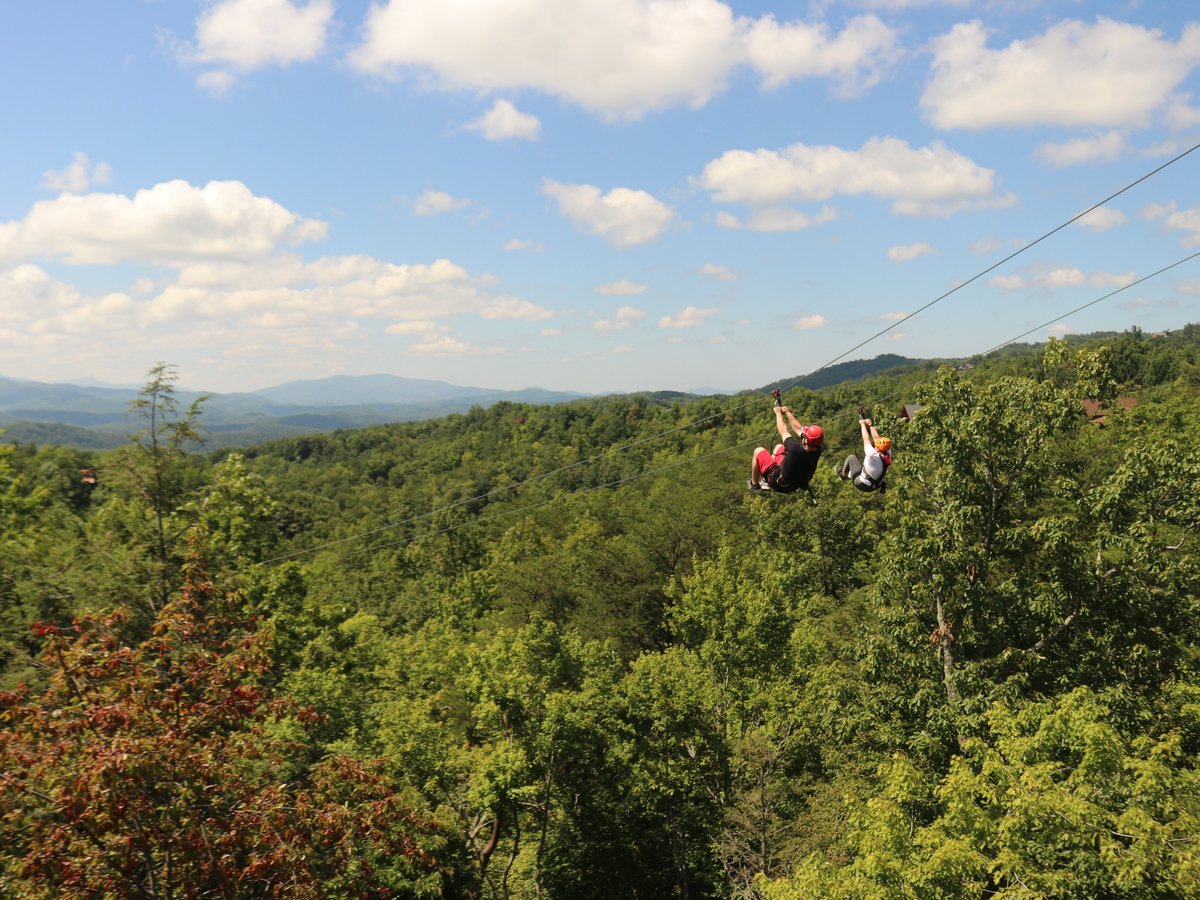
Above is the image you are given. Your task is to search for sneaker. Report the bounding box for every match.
[748,479,762,492]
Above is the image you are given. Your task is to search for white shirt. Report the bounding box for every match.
[854,443,887,488]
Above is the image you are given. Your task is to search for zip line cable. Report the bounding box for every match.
[254,245,1198,568]
[771,138,1200,396]
[333,246,1200,561]
[251,146,1200,568]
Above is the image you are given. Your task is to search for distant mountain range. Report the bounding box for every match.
[0,354,926,451]
[0,374,592,450]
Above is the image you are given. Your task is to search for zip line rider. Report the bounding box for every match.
[835,405,892,492]
[749,389,824,494]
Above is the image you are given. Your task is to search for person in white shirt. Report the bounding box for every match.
[835,412,892,492]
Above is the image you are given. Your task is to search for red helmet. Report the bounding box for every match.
[801,425,824,446]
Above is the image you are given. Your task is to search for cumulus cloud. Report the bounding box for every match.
[0,180,327,265]
[888,241,935,261]
[698,262,737,280]
[715,206,837,232]
[699,137,1012,217]
[595,279,648,295]
[988,267,1136,290]
[659,305,718,328]
[350,1,906,119]
[988,274,1027,290]
[503,238,542,252]
[1035,131,1128,167]
[385,320,437,334]
[542,179,673,247]
[1090,271,1137,288]
[922,18,1200,130]
[466,99,542,141]
[1139,201,1176,221]
[594,305,646,332]
[413,189,469,216]
[42,152,112,192]
[191,0,332,71]
[1073,206,1126,232]
[351,0,742,120]
[408,335,471,356]
[880,311,909,321]
[1164,94,1200,131]
[743,14,902,96]
[1163,206,1200,247]
[480,297,554,320]
[792,313,827,329]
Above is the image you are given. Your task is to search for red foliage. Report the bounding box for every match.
[0,559,441,898]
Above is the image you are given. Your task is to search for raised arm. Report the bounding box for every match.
[781,406,804,436]
[859,418,873,451]
[774,406,791,442]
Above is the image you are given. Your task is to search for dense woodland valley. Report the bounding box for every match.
[2,325,1200,898]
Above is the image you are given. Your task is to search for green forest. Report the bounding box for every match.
[2,325,1199,898]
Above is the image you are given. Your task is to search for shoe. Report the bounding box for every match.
[748,479,762,492]
[833,465,844,479]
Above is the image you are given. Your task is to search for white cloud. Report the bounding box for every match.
[594,305,646,332]
[384,320,437,334]
[503,238,542,252]
[715,206,837,231]
[888,241,935,261]
[42,152,112,192]
[0,180,327,265]
[880,311,909,321]
[700,137,1010,216]
[698,263,737,280]
[409,335,470,356]
[1090,271,1136,288]
[971,238,1005,254]
[1042,267,1087,287]
[792,313,827,330]
[1164,93,1200,131]
[1179,279,1200,295]
[989,267,1135,291]
[1164,206,1200,247]
[1035,131,1128,167]
[595,279,648,295]
[743,14,901,96]
[466,99,541,141]
[413,189,469,216]
[659,305,718,329]
[1073,206,1126,232]
[887,331,910,341]
[611,345,635,354]
[1048,323,1074,335]
[351,0,742,120]
[197,70,237,96]
[480,297,554,320]
[539,327,562,336]
[922,19,1200,130]
[192,0,332,71]
[988,274,1027,290]
[542,179,673,247]
[1139,201,1176,221]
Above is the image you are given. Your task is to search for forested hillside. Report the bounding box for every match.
[2,327,1199,898]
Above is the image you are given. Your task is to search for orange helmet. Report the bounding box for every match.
[874,437,892,452]
[802,425,824,446]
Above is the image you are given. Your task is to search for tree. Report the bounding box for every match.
[110,364,209,612]
[0,555,443,898]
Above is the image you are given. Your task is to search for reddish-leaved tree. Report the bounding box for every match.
[0,557,443,898]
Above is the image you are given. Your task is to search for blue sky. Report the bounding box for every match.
[3,1,1200,395]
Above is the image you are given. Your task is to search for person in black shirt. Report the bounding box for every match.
[749,403,824,494]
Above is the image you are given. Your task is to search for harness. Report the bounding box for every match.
[857,452,891,492]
